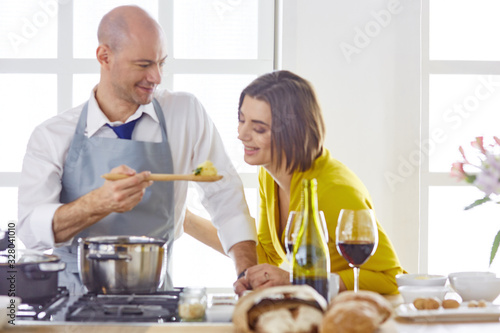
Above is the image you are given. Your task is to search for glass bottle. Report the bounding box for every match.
[291,178,330,301]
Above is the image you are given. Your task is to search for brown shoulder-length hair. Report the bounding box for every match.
[238,70,325,173]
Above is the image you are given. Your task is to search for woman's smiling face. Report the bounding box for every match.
[237,95,273,168]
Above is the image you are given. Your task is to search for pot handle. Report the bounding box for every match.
[22,262,66,280]
[86,253,132,261]
[39,262,66,272]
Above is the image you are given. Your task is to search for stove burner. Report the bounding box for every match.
[104,305,145,315]
[66,289,182,323]
[17,287,69,320]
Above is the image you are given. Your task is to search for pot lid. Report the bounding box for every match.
[79,235,167,246]
[0,249,60,265]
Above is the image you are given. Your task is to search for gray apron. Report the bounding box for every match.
[54,99,174,295]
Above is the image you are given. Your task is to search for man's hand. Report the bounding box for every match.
[95,165,153,213]
[53,165,153,243]
[233,275,252,297]
[228,240,257,296]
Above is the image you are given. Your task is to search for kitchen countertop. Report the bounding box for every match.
[3,322,234,333]
[5,319,500,333]
[4,295,500,332]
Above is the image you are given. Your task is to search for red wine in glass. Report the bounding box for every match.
[336,240,375,266]
[335,209,378,293]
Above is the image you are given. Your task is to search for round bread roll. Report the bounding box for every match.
[328,290,393,323]
[412,297,427,310]
[442,299,460,309]
[320,291,393,333]
[423,297,440,310]
[233,285,327,333]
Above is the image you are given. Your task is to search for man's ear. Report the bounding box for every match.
[96,44,111,67]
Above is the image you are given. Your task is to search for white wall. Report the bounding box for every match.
[280,0,421,273]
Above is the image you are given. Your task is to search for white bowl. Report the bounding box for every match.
[396,273,447,287]
[398,286,449,304]
[0,296,20,329]
[449,272,500,302]
[448,271,496,280]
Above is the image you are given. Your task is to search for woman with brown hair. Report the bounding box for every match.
[233,70,405,295]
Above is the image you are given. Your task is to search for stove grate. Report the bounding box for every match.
[65,289,182,323]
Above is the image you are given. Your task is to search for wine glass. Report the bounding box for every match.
[285,211,328,261]
[335,209,378,293]
[284,211,302,261]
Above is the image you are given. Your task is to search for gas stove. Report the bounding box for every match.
[16,288,183,323]
[65,290,181,323]
[17,287,70,321]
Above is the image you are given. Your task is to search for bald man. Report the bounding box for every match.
[18,5,257,294]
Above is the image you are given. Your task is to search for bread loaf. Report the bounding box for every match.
[320,291,393,333]
[233,285,327,333]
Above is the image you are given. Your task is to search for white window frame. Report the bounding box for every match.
[0,0,275,240]
[420,0,500,272]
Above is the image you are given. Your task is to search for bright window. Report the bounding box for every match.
[0,0,274,288]
[423,0,500,275]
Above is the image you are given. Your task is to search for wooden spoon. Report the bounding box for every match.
[101,173,223,182]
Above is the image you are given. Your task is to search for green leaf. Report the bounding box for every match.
[490,230,500,266]
[193,167,202,175]
[464,174,476,184]
[464,196,491,210]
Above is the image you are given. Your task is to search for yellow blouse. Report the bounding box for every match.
[256,149,405,294]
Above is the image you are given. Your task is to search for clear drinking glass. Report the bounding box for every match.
[284,211,301,261]
[335,209,378,293]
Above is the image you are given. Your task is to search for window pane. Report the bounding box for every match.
[430,0,500,61]
[0,0,57,58]
[173,74,257,173]
[0,188,18,231]
[0,74,57,172]
[73,74,100,107]
[428,74,500,172]
[173,0,258,59]
[73,0,158,59]
[428,186,500,275]
[173,188,257,288]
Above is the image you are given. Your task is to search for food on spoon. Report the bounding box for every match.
[442,299,460,309]
[320,290,393,333]
[232,285,327,333]
[193,160,218,176]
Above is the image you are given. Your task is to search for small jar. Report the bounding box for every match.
[178,287,207,322]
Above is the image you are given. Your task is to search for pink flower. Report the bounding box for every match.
[471,136,486,154]
[452,136,500,191]
[454,136,500,267]
[459,146,469,164]
[474,168,500,196]
[451,162,467,181]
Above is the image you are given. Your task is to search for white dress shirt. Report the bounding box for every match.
[18,88,257,253]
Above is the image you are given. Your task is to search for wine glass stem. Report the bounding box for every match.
[353,266,360,293]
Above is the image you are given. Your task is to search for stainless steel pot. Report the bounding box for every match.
[78,236,166,294]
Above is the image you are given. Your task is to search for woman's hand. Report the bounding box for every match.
[244,263,290,290]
